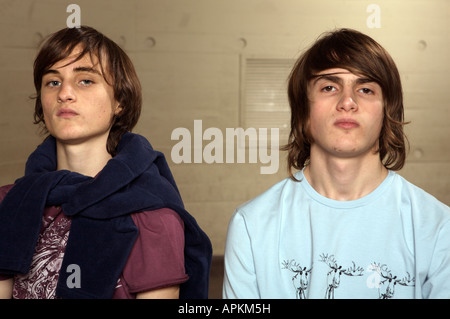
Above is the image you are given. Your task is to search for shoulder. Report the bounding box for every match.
[392,172,449,214]
[236,174,303,218]
[390,172,450,233]
[230,174,306,235]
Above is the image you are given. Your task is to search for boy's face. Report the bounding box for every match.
[307,68,384,161]
[40,45,121,148]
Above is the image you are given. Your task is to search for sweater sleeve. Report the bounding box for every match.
[119,207,189,294]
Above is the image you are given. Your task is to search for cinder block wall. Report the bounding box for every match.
[0,0,448,257]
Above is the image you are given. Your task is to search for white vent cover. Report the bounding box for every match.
[240,57,295,144]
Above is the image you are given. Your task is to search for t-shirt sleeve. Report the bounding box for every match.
[223,209,260,299]
[422,218,450,298]
[121,207,189,294]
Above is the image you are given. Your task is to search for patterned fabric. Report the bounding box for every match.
[0,184,188,299]
[13,206,69,299]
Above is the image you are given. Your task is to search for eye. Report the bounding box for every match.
[321,86,336,92]
[46,80,61,87]
[80,79,94,86]
[359,88,374,95]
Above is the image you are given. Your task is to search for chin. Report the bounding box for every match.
[50,131,85,144]
[332,143,358,153]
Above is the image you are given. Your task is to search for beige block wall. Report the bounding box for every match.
[0,0,448,255]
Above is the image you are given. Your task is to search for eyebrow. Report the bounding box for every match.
[311,72,374,86]
[43,66,102,77]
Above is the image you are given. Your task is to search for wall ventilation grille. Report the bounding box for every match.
[241,57,295,143]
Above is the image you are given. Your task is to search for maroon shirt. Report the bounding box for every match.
[0,184,188,299]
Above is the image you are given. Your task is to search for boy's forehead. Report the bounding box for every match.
[52,51,97,69]
[312,68,353,79]
[44,46,114,84]
[309,68,375,84]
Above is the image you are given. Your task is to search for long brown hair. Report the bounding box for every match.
[284,28,409,179]
[33,26,142,156]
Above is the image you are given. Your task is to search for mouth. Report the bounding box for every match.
[334,118,360,129]
[56,108,79,118]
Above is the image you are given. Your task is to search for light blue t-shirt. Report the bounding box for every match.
[223,170,450,299]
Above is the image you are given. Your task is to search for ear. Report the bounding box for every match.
[114,102,123,116]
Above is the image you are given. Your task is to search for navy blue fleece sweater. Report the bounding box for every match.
[0,133,212,299]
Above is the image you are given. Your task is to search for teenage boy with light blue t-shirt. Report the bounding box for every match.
[223,29,450,299]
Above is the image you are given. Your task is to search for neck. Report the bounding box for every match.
[304,149,388,201]
[56,137,112,177]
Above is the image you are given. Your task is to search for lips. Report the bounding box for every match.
[56,108,79,118]
[334,118,359,129]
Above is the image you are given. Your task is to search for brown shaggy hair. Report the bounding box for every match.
[33,25,142,156]
[284,28,409,179]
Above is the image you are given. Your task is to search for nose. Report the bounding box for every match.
[337,90,358,112]
[57,82,76,103]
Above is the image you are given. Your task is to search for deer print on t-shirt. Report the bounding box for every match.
[281,260,312,299]
[319,254,365,299]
